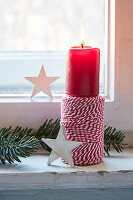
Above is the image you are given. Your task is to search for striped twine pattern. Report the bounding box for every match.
[61,94,105,165]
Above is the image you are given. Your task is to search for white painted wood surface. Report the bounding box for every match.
[0,149,133,190]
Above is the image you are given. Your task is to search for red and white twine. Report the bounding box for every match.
[61,94,105,165]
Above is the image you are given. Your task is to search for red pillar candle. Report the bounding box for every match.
[66,46,100,97]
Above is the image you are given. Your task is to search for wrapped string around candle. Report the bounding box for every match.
[61,94,105,165]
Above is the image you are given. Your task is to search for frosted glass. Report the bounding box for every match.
[0,0,105,51]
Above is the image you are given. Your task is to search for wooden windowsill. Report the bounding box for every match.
[0,148,133,190]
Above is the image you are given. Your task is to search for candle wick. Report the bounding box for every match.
[81,44,84,49]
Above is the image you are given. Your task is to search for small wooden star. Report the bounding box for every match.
[25,65,59,98]
[42,126,83,167]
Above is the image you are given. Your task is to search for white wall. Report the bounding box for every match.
[0,0,133,146]
[104,0,133,146]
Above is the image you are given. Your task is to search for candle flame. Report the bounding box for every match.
[80,23,85,48]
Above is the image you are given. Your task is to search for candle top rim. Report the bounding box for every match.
[70,46,100,50]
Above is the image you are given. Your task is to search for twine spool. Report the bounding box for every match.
[61,94,105,165]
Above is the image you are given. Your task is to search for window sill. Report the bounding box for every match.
[0,94,113,103]
[0,148,133,190]
[0,94,62,103]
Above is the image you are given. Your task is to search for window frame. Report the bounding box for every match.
[104,0,115,101]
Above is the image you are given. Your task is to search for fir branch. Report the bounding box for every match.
[104,126,127,156]
[31,119,60,152]
[0,119,127,165]
[0,127,39,165]
[0,119,60,164]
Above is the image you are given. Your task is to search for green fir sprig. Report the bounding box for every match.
[0,119,127,165]
[104,126,127,156]
[0,126,39,165]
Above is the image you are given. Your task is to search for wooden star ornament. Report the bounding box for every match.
[25,65,59,98]
[42,126,83,167]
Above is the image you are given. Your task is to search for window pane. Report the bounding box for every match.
[0,53,66,94]
[0,0,105,95]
